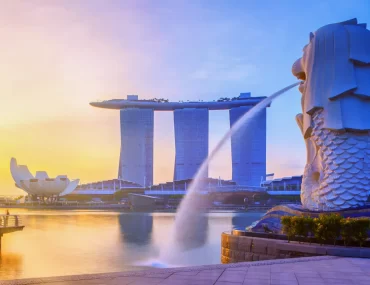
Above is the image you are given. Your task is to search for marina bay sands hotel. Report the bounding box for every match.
[90,93,267,187]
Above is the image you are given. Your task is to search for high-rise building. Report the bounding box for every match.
[118,98,154,186]
[229,96,266,186]
[173,108,209,180]
[91,93,267,186]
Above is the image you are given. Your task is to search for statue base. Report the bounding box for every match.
[248,204,370,234]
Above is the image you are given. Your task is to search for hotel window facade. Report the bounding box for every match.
[173,108,209,180]
[229,106,266,186]
[118,108,154,186]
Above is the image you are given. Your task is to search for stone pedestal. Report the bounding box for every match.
[221,231,370,264]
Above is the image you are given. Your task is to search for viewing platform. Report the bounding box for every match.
[0,215,24,251]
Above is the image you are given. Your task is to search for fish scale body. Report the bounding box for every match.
[303,110,370,211]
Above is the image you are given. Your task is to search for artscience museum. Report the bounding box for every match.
[10,158,79,200]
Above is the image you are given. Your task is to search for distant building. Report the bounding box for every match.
[149,177,236,191]
[174,108,209,180]
[230,104,267,186]
[65,179,144,201]
[73,179,143,194]
[261,175,302,195]
[118,96,154,186]
[91,93,268,186]
[10,158,79,198]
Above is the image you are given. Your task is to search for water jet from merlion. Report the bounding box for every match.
[155,82,300,266]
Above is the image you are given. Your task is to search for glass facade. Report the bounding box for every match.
[261,176,302,191]
[229,106,266,186]
[118,108,154,186]
[173,108,209,180]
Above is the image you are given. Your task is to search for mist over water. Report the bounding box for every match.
[158,82,300,265]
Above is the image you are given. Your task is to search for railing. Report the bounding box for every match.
[0,215,22,228]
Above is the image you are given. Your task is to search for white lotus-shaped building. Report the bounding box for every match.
[10,158,79,197]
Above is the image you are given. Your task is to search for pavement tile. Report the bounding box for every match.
[322,278,354,285]
[218,271,247,283]
[294,272,320,278]
[319,272,357,279]
[42,279,114,285]
[173,271,200,276]
[35,283,71,285]
[359,266,370,273]
[144,273,173,278]
[4,256,370,285]
[165,275,218,282]
[109,276,141,285]
[160,279,214,285]
[270,280,298,285]
[270,266,294,273]
[198,269,224,273]
[215,282,243,285]
[225,269,248,274]
[196,270,224,279]
[245,273,270,280]
[128,277,164,285]
[295,277,325,285]
[355,281,370,285]
[226,267,249,272]
[248,266,271,272]
[270,273,297,283]
[243,278,270,285]
[351,276,370,283]
[333,267,364,273]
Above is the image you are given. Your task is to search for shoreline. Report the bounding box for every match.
[0,205,267,212]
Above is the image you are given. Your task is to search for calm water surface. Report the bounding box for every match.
[0,209,264,280]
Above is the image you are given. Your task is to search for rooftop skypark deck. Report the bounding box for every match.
[90,93,268,111]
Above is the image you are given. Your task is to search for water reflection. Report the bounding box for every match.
[0,253,23,279]
[0,209,265,280]
[118,213,153,245]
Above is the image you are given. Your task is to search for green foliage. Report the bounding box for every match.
[340,218,353,246]
[291,216,306,242]
[280,214,370,247]
[281,215,295,242]
[281,215,316,243]
[296,215,316,242]
[305,216,316,243]
[314,213,342,245]
[351,218,370,247]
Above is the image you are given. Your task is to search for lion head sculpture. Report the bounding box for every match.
[292,18,370,139]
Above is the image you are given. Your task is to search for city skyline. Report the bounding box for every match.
[1,0,369,195]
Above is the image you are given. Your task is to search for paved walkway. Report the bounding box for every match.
[1,256,370,285]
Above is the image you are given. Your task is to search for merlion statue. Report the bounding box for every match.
[292,18,370,211]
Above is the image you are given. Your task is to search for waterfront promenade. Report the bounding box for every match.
[1,256,369,285]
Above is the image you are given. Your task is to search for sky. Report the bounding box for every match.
[1,0,369,195]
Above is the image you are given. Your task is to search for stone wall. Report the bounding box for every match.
[221,232,370,264]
